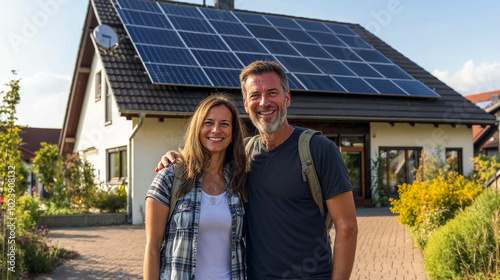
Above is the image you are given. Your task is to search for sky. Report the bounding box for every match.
[0,0,499,128]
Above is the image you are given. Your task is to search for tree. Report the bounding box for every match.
[31,143,60,194]
[0,70,27,197]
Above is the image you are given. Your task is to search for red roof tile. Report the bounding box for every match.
[465,90,500,104]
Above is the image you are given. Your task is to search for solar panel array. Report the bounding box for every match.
[113,0,439,98]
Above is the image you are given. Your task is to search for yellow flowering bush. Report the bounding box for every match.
[391,171,482,248]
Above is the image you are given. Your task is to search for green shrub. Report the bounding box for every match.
[424,188,500,280]
[42,204,89,216]
[391,172,482,248]
[17,226,65,276]
[17,194,44,230]
[92,185,127,213]
[371,156,389,207]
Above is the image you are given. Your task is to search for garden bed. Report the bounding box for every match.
[39,212,127,228]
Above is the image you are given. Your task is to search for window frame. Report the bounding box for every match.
[95,71,102,102]
[379,146,422,196]
[107,146,127,184]
[445,147,463,175]
[104,77,112,125]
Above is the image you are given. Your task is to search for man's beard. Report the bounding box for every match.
[250,102,287,136]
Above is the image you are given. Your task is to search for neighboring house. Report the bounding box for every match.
[19,127,61,196]
[465,90,500,157]
[60,0,496,225]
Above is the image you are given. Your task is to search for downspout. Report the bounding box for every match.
[128,113,146,223]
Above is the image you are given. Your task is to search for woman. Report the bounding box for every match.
[144,94,248,280]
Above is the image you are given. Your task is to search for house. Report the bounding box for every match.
[59,0,496,225]
[19,127,61,196]
[465,90,500,157]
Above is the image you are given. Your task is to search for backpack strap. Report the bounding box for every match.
[298,129,333,230]
[245,134,261,156]
[168,163,184,222]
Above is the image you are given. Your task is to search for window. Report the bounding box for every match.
[379,147,421,197]
[95,71,102,101]
[104,79,112,124]
[108,147,127,182]
[445,148,463,174]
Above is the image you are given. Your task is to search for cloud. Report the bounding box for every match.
[433,60,500,95]
[10,72,71,128]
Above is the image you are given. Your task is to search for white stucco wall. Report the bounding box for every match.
[370,123,474,175]
[73,55,132,183]
[130,117,189,225]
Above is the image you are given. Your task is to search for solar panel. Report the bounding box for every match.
[307,31,346,46]
[260,40,300,56]
[370,64,413,79]
[178,32,228,50]
[136,45,197,65]
[118,9,171,28]
[310,59,355,76]
[210,20,252,36]
[126,26,184,47]
[192,50,243,68]
[278,28,316,44]
[393,80,438,97]
[236,53,275,66]
[337,35,373,49]
[169,16,214,33]
[325,23,357,35]
[365,78,408,96]
[147,64,211,86]
[323,46,362,61]
[295,74,345,92]
[266,16,301,29]
[201,8,239,22]
[295,19,331,33]
[159,2,202,17]
[291,43,331,59]
[245,24,286,40]
[205,68,242,87]
[352,49,391,63]
[333,76,376,94]
[234,12,271,25]
[222,36,268,53]
[113,0,440,97]
[343,62,382,78]
[275,56,321,73]
[118,0,162,13]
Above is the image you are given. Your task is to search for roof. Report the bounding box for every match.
[60,0,497,154]
[20,127,61,161]
[465,89,500,104]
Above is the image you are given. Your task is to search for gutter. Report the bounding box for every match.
[127,113,146,224]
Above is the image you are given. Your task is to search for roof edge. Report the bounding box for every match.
[119,110,497,126]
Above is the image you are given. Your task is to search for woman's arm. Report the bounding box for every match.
[144,197,169,280]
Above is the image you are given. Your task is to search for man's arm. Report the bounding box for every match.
[326,191,358,280]
[155,151,181,172]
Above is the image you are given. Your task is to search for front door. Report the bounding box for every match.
[341,146,365,198]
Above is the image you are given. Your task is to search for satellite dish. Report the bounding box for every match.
[93,24,119,50]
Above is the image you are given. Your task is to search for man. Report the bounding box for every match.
[160,61,357,279]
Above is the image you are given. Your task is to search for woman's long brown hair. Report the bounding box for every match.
[175,93,249,202]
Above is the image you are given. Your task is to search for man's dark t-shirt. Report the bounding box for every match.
[245,127,352,279]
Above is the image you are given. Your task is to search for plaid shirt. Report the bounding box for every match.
[146,164,246,280]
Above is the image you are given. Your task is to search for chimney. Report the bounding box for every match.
[491,94,499,104]
[214,0,234,10]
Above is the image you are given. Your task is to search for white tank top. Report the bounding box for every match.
[196,190,231,280]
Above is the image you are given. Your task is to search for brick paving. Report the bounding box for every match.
[36,207,428,279]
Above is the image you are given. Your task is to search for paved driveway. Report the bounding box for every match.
[36,207,427,279]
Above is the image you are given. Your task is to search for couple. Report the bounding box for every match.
[144,61,358,280]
